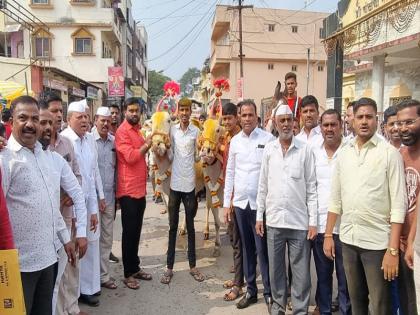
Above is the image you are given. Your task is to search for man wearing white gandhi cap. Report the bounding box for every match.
[92,107,118,291]
[256,103,318,314]
[61,100,106,307]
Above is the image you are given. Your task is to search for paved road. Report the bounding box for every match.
[81,184,336,315]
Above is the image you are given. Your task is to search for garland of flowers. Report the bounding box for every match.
[151,164,171,197]
[202,162,224,208]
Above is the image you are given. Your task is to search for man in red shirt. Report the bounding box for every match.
[0,171,14,250]
[284,72,302,121]
[1,108,12,139]
[115,97,152,290]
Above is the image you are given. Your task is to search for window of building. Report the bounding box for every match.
[268,24,275,32]
[71,27,95,55]
[32,28,52,59]
[292,65,297,72]
[75,38,92,54]
[318,65,324,71]
[217,33,230,46]
[292,25,298,33]
[319,27,324,39]
[127,48,133,67]
[32,0,49,4]
[390,96,412,106]
[35,38,50,57]
[268,63,274,70]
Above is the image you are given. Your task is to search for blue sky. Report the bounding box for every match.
[133,0,339,80]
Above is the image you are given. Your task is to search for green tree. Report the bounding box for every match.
[179,67,200,97]
[148,70,171,109]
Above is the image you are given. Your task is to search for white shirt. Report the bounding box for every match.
[46,150,88,239]
[87,132,105,201]
[224,127,275,210]
[170,123,200,193]
[61,127,98,215]
[312,140,343,234]
[0,136,70,272]
[256,137,317,229]
[296,125,323,146]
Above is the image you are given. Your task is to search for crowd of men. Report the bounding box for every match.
[0,69,420,315]
[0,94,152,315]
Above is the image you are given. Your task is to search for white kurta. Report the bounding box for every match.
[61,127,102,295]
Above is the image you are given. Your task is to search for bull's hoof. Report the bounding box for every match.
[203,233,210,240]
[179,229,186,236]
[212,247,221,257]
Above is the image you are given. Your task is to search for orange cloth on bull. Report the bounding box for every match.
[115,120,147,199]
[222,125,241,180]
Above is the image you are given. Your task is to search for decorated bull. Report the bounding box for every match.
[196,116,225,256]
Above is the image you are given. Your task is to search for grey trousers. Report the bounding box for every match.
[100,203,115,283]
[267,227,311,315]
[342,243,392,315]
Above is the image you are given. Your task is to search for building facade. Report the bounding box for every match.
[210,5,328,116]
[0,0,148,115]
[324,0,420,115]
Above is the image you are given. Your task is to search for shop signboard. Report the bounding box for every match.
[108,67,125,97]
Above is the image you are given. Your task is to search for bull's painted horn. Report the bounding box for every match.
[156,95,168,112]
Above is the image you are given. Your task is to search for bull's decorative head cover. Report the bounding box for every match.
[156,80,180,113]
[210,77,230,119]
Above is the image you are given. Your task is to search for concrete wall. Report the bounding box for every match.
[211,5,328,112]
[228,59,327,109]
[355,60,420,109]
[25,26,115,83]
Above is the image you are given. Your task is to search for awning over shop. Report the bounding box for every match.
[0,81,33,108]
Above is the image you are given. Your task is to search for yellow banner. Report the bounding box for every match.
[0,249,26,315]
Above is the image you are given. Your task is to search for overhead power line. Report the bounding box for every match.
[162,0,223,71]
[149,1,212,40]
[146,0,197,27]
[147,0,218,62]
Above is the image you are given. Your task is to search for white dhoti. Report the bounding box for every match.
[100,203,115,284]
[80,223,101,295]
[52,247,67,315]
[55,221,81,315]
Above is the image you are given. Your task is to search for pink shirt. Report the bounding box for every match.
[115,120,147,199]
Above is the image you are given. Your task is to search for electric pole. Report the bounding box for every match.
[228,0,252,97]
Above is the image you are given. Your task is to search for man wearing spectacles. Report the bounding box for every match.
[397,99,420,315]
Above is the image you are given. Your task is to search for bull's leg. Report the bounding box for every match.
[179,210,187,236]
[203,191,211,240]
[160,192,169,214]
[211,205,221,257]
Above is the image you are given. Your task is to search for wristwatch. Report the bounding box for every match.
[388,247,399,256]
